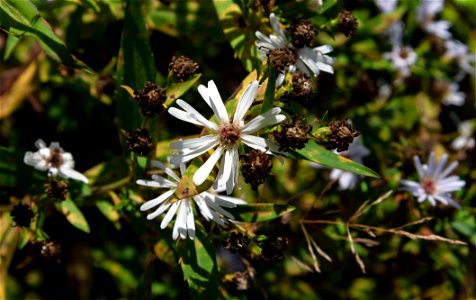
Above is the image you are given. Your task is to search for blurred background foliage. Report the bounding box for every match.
[0,0,475,299]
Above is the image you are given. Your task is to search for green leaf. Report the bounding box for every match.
[115,0,156,130]
[164,73,202,108]
[261,67,276,114]
[0,146,16,187]
[179,230,218,300]
[0,0,88,69]
[96,200,121,230]
[56,198,90,233]
[319,0,338,13]
[289,141,380,178]
[213,0,258,71]
[232,203,295,222]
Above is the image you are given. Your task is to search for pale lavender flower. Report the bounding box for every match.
[24,139,88,183]
[374,0,398,14]
[168,80,285,194]
[400,152,465,208]
[444,39,476,77]
[416,0,452,40]
[329,137,370,190]
[384,45,418,78]
[137,161,246,240]
[255,13,335,85]
[441,82,465,106]
[451,120,475,150]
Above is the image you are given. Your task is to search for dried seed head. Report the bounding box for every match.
[252,0,275,13]
[292,72,313,99]
[338,10,358,37]
[45,177,69,201]
[240,149,273,189]
[267,48,296,72]
[11,203,35,228]
[273,118,313,151]
[228,270,252,292]
[123,128,154,155]
[223,232,251,255]
[169,56,199,81]
[325,119,359,152]
[291,20,317,48]
[259,235,288,264]
[134,82,167,118]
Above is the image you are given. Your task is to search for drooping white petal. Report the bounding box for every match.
[242,111,286,134]
[146,202,171,220]
[233,81,259,124]
[193,146,224,186]
[168,107,203,126]
[160,201,180,229]
[59,167,89,184]
[140,189,176,211]
[175,100,219,131]
[137,176,176,188]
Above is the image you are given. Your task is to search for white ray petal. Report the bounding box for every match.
[233,81,259,124]
[193,146,224,186]
[140,189,176,211]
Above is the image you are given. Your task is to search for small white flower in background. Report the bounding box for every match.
[416,0,452,40]
[441,82,465,106]
[400,152,465,208]
[329,137,370,190]
[24,139,88,184]
[137,161,246,240]
[255,13,335,85]
[451,120,475,150]
[309,137,370,190]
[168,80,286,194]
[384,45,418,78]
[374,0,397,14]
[444,39,476,77]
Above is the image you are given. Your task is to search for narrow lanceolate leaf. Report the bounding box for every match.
[179,230,218,300]
[261,67,276,114]
[0,0,88,69]
[232,204,295,222]
[56,198,90,233]
[115,0,156,130]
[164,73,202,108]
[213,0,258,71]
[289,141,380,178]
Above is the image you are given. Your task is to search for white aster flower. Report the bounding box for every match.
[416,0,452,40]
[374,0,397,14]
[168,80,286,194]
[329,137,370,190]
[451,120,475,150]
[23,139,88,183]
[441,82,465,106]
[444,39,476,77]
[137,161,246,240]
[309,137,370,190]
[384,45,418,78]
[255,13,335,85]
[400,152,465,208]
